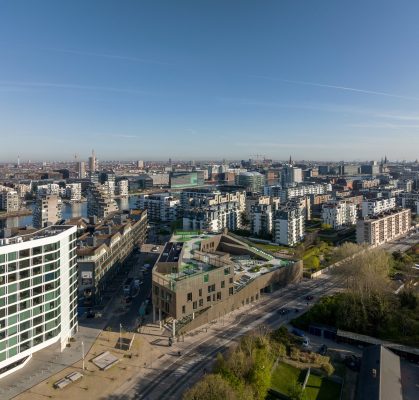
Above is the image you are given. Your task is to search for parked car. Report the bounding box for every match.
[277,308,290,315]
[292,328,306,338]
[305,295,314,301]
[302,337,311,349]
[86,309,95,318]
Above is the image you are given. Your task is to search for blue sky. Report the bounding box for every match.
[1,0,419,161]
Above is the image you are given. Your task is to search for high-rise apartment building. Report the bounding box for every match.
[183,202,242,232]
[87,184,119,219]
[33,195,62,229]
[0,225,78,378]
[65,183,82,202]
[356,209,411,246]
[116,180,129,198]
[0,189,20,213]
[235,172,265,193]
[281,165,303,187]
[273,207,305,246]
[138,193,179,222]
[321,201,357,229]
[361,198,396,218]
[77,161,86,179]
[88,150,96,174]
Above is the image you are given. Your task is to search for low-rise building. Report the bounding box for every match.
[356,208,411,246]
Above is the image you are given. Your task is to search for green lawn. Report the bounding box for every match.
[253,243,292,253]
[271,362,303,394]
[271,362,341,400]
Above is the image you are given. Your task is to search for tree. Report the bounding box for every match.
[183,374,238,400]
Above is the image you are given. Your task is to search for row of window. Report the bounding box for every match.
[186,278,233,302]
[0,326,61,362]
[0,279,60,298]
[0,243,60,264]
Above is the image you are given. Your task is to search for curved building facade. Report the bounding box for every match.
[0,225,78,378]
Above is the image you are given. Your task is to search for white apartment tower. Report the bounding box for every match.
[273,207,305,246]
[33,195,62,229]
[322,201,357,229]
[0,225,78,378]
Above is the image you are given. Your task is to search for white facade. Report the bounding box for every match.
[36,184,61,197]
[0,226,78,377]
[183,202,241,233]
[138,194,179,222]
[322,201,357,229]
[250,204,274,236]
[273,208,305,246]
[116,180,129,198]
[361,198,396,218]
[277,183,332,203]
[65,183,82,202]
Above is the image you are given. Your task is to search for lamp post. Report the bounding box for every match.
[81,341,85,370]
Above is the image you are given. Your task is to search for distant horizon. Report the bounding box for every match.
[0,156,417,164]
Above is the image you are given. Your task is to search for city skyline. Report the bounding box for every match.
[1,1,419,160]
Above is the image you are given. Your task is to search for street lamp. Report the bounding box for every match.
[81,341,85,370]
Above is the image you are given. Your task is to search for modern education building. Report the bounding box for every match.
[152,230,302,335]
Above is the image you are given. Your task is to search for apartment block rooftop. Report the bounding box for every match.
[0,225,73,247]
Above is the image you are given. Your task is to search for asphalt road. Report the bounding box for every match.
[114,273,345,400]
[380,230,419,253]
[106,252,158,332]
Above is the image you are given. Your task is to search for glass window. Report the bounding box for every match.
[192,301,197,310]
[32,246,42,255]
[8,252,17,262]
[19,259,30,269]
[221,281,225,288]
[8,263,17,272]
[8,294,17,304]
[187,292,192,302]
[19,249,30,258]
[203,274,209,283]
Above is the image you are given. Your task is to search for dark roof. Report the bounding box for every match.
[357,345,402,400]
[159,242,183,263]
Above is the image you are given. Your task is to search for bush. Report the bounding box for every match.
[321,362,335,376]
